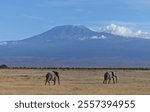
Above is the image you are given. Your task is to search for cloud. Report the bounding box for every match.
[0,41,8,45]
[90,35,107,40]
[79,35,107,40]
[90,20,137,30]
[35,0,103,8]
[123,0,150,10]
[100,24,150,39]
[22,15,43,21]
[36,0,77,7]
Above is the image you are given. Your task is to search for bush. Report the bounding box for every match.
[0,64,8,68]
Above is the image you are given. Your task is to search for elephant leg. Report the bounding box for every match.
[112,77,115,84]
[54,80,56,85]
[103,79,105,84]
[48,81,50,85]
[108,79,111,84]
[53,77,56,85]
[115,76,118,83]
[45,80,47,85]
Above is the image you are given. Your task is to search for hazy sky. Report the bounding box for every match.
[0,0,150,41]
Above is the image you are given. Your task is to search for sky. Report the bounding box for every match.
[0,0,150,41]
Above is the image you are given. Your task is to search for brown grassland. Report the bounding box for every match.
[0,68,149,95]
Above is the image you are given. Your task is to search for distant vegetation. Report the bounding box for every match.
[0,64,8,68]
[8,66,150,70]
[0,64,150,70]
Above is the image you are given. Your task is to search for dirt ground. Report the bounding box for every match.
[0,68,149,95]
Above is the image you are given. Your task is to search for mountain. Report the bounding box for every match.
[0,25,150,67]
[22,25,113,42]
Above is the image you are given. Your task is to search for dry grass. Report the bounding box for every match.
[0,69,149,95]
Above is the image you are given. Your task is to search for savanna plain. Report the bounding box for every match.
[0,68,149,95]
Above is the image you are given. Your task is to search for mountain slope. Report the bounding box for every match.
[22,25,114,42]
[0,25,150,67]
